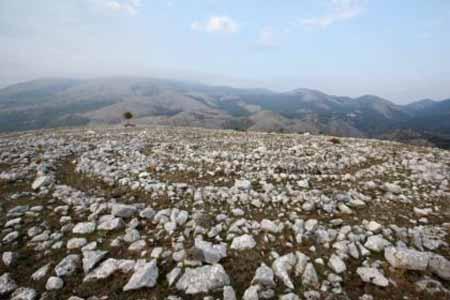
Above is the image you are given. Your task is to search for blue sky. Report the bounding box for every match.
[1,0,450,103]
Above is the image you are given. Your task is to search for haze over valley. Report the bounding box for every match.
[0,77,449,148]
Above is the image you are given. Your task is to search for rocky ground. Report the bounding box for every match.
[0,126,449,300]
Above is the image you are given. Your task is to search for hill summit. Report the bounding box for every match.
[0,126,449,299]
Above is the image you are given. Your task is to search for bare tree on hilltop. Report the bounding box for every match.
[123,111,135,127]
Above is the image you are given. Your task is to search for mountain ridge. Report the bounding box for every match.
[0,77,449,148]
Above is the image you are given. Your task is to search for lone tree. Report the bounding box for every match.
[123,111,134,127]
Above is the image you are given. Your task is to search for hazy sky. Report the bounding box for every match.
[1,0,450,103]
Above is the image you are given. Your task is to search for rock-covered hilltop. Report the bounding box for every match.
[0,126,449,300]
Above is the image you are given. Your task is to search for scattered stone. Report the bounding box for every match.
[357,267,389,287]
[328,254,347,274]
[46,277,64,290]
[67,238,88,249]
[223,286,237,300]
[384,247,429,271]
[428,254,450,280]
[72,222,96,234]
[231,234,256,251]
[280,293,300,300]
[176,264,230,294]
[166,267,182,287]
[123,229,140,243]
[413,207,432,217]
[98,218,125,231]
[415,277,449,294]
[84,258,135,282]
[297,179,309,188]
[55,254,80,277]
[31,264,51,281]
[304,290,321,300]
[123,260,159,291]
[364,235,390,252]
[151,247,163,259]
[193,239,227,264]
[302,263,320,288]
[0,273,17,295]
[139,207,155,219]
[272,253,297,289]
[82,250,108,273]
[2,251,18,267]
[382,183,401,194]
[365,221,382,233]
[252,263,275,288]
[234,179,252,191]
[305,219,318,232]
[111,204,137,218]
[31,175,51,190]
[128,240,146,252]
[3,231,19,243]
[242,285,259,300]
[261,219,280,233]
[10,287,37,300]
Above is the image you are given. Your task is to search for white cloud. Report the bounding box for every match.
[91,0,141,16]
[302,0,367,28]
[191,16,239,33]
[257,27,277,48]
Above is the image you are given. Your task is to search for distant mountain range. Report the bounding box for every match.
[0,77,449,148]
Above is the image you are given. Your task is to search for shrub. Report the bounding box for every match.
[123,112,133,120]
[329,137,341,144]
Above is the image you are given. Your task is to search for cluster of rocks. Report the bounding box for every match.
[0,126,449,300]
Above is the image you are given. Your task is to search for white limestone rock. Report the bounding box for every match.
[176,264,230,294]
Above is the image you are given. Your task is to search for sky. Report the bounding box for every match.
[1,0,450,104]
